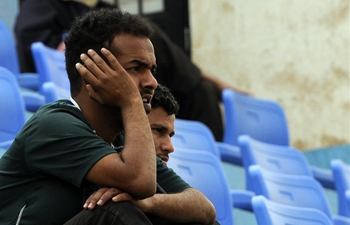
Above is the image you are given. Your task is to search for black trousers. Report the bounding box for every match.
[64,201,220,225]
[176,79,224,142]
[64,201,151,225]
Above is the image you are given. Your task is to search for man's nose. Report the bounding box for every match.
[142,70,158,90]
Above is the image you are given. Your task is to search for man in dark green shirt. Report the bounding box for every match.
[0,8,158,224]
[0,9,216,225]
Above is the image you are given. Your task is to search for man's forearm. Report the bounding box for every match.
[144,188,216,225]
[120,99,157,198]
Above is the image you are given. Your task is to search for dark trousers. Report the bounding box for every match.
[64,201,152,225]
[176,79,224,142]
[64,201,220,225]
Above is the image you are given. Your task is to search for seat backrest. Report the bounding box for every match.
[0,19,20,75]
[167,147,234,225]
[238,135,312,190]
[249,165,333,219]
[222,89,289,146]
[172,119,221,158]
[252,195,333,225]
[331,159,350,217]
[31,42,70,99]
[0,67,26,148]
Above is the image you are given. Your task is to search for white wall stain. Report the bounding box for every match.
[189,0,350,150]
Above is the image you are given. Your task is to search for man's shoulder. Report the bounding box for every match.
[36,100,84,118]
[27,100,92,131]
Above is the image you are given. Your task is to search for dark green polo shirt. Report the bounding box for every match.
[0,100,118,224]
[0,100,190,224]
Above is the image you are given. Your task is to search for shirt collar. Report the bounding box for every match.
[70,97,81,111]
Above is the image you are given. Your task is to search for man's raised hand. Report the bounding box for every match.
[75,48,140,108]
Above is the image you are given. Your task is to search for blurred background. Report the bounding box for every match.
[120,0,350,151]
[0,1,349,224]
[1,0,349,151]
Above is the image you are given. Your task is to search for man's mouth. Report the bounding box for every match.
[142,94,152,104]
[160,155,169,164]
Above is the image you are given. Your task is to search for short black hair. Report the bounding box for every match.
[64,8,154,97]
[152,84,179,116]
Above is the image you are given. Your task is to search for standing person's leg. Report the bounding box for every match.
[176,79,224,142]
[64,201,153,225]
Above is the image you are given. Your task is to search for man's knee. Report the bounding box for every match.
[65,201,152,225]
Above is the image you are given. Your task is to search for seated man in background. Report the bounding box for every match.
[148,84,179,166]
[84,84,218,225]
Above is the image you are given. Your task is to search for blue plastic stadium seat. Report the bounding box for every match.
[0,19,45,111]
[238,135,334,190]
[172,119,254,211]
[252,195,333,225]
[0,19,38,91]
[0,67,26,149]
[173,118,242,165]
[331,159,350,217]
[167,147,235,225]
[222,89,289,146]
[249,165,350,225]
[31,42,70,102]
[42,81,70,104]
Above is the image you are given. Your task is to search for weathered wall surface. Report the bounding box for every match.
[189,0,350,150]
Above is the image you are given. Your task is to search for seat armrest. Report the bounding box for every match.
[231,189,254,211]
[21,91,45,112]
[216,142,242,166]
[311,166,335,189]
[17,73,38,91]
[332,215,350,225]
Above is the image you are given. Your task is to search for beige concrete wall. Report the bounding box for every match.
[189,0,350,150]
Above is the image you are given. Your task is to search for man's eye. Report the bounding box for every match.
[128,67,139,71]
[152,128,163,134]
[155,128,163,133]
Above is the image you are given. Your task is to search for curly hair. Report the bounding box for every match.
[64,8,154,97]
[152,84,179,116]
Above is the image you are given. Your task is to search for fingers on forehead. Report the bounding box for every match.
[100,48,122,69]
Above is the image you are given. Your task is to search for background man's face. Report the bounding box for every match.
[148,107,175,165]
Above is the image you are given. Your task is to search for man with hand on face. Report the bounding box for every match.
[0,8,217,225]
[0,9,158,225]
[85,84,218,225]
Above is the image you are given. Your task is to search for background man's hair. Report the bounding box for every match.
[152,84,179,116]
